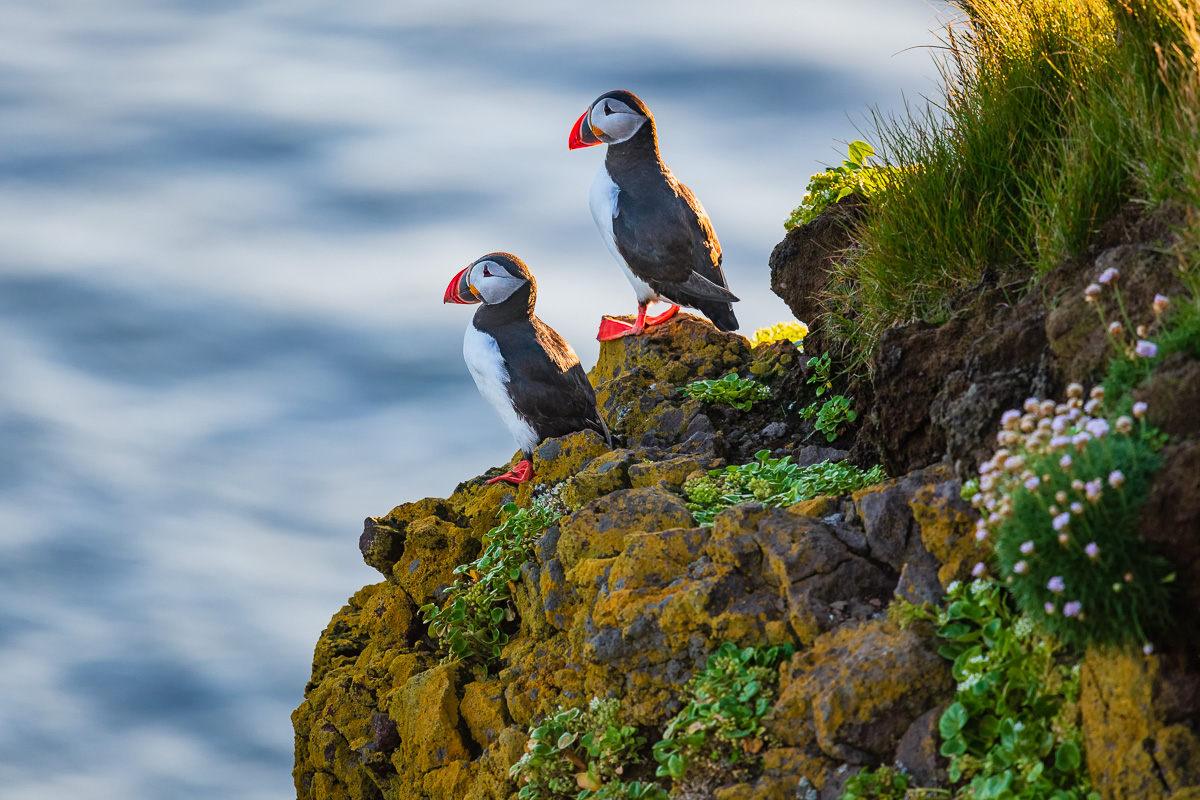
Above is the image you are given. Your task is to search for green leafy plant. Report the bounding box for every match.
[682,450,886,526]
[785,140,900,229]
[807,352,834,397]
[679,373,772,411]
[510,698,667,800]
[653,642,794,786]
[972,385,1171,649]
[420,501,558,671]
[801,394,858,442]
[841,766,931,800]
[933,579,1099,800]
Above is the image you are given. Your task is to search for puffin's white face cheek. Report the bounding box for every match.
[471,261,527,305]
[589,98,646,144]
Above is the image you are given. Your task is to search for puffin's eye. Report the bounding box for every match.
[603,102,614,116]
[482,266,492,277]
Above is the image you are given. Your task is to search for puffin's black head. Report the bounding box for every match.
[443,252,536,309]
[568,90,653,150]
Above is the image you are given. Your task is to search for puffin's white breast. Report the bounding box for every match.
[463,323,540,455]
[589,164,658,305]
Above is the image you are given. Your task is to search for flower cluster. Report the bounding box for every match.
[968,387,1171,649]
[749,321,808,349]
[1085,266,1176,403]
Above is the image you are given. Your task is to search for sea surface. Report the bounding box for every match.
[0,2,946,797]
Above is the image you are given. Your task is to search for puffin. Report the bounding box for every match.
[569,89,739,340]
[443,252,611,485]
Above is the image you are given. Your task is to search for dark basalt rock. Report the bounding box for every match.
[769,195,866,358]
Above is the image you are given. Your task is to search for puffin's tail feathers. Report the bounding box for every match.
[694,300,739,332]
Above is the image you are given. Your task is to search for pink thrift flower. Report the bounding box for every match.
[1052,512,1071,531]
[1047,576,1066,593]
[1059,454,1073,468]
[1085,542,1099,558]
[972,562,986,577]
[1070,502,1083,514]
[1085,418,1110,438]
[1109,321,1124,336]
[1108,470,1126,489]
[1014,560,1029,574]
[1085,479,1103,501]
[1098,267,1120,284]
[1132,401,1148,418]
[1020,541,1035,555]
[1025,476,1040,490]
[1136,340,1158,358]
[1144,643,1155,655]
[1064,601,1082,617]
[1084,284,1102,302]
[1045,602,1057,615]
[1154,294,1170,313]
[1116,416,1133,434]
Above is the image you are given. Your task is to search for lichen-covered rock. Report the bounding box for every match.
[560,448,637,509]
[770,618,953,764]
[389,663,472,775]
[557,487,695,569]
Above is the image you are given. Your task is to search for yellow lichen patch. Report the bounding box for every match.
[907,470,977,587]
[589,314,751,389]
[787,495,837,519]
[561,448,636,509]
[459,679,509,749]
[771,618,951,762]
[360,584,415,651]
[388,663,471,774]
[423,761,477,799]
[558,487,695,569]
[1077,648,1200,799]
[628,456,705,491]
[392,514,480,606]
[531,429,611,485]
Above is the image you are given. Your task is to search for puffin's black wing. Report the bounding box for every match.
[612,176,739,308]
[503,318,611,447]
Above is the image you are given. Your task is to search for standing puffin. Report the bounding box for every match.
[569,89,739,340]
[443,252,611,485]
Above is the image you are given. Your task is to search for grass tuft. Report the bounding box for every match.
[821,0,1200,359]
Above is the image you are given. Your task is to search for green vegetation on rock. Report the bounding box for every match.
[840,765,919,800]
[679,373,772,411]
[683,450,886,526]
[509,698,666,800]
[932,580,1098,800]
[420,500,559,671]
[784,140,900,229]
[653,641,793,787]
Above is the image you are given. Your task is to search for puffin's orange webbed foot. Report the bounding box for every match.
[486,460,534,485]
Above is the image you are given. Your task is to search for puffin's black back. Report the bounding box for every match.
[601,96,739,332]
[472,263,610,450]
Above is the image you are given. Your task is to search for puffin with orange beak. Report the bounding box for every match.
[444,252,610,485]
[569,89,739,340]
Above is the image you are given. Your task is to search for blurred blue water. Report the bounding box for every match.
[0,1,945,797]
